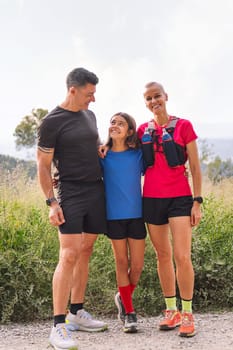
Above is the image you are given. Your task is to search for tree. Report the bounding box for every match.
[14,108,48,149]
[207,156,233,184]
[197,139,214,164]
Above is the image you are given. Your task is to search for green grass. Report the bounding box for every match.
[0,169,233,323]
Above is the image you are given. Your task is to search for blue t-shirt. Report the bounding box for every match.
[100,148,144,220]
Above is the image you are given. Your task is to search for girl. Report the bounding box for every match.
[100,112,146,333]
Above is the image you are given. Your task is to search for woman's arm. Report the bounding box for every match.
[186,140,202,227]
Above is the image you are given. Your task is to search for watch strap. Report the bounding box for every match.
[46,197,57,206]
[193,196,203,204]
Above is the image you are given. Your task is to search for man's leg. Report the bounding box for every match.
[71,233,97,303]
[66,233,108,332]
[53,232,83,317]
[49,232,82,350]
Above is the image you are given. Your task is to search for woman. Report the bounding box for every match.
[137,82,202,337]
[100,112,146,333]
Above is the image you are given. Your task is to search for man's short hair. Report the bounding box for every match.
[66,67,99,89]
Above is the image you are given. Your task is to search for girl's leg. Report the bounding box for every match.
[111,238,129,287]
[111,239,134,313]
[111,238,145,314]
[127,237,145,288]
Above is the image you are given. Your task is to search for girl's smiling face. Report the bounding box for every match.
[109,115,131,141]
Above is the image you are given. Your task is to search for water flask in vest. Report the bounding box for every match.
[141,127,154,167]
[162,128,180,167]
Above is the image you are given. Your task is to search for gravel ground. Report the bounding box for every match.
[0,312,233,350]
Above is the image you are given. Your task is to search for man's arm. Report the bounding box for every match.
[37,147,65,226]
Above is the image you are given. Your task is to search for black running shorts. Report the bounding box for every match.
[143,196,193,225]
[106,218,147,240]
[57,180,107,234]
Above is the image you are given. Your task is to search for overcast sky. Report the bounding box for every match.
[0,0,233,159]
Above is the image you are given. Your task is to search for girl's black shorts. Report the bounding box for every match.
[106,218,147,240]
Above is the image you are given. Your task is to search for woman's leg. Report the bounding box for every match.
[148,223,181,330]
[147,223,176,297]
[169,216,195,337]
[169,216,194,301]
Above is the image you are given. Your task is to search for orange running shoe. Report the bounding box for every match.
[159,310,181,330]
[179,312,196,337]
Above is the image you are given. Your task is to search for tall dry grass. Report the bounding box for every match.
[0,168,233,322]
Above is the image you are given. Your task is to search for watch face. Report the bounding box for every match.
[46,197,57,206]
[194,196,203,204]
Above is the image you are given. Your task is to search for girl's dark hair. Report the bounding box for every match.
[106,112,141,149]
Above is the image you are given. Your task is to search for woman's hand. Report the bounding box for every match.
[190,202,202,227]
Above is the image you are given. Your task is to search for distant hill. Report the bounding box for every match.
[0,154,36,178]
[0,138,232,176]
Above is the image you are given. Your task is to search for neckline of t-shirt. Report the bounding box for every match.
[109,148,134,154]
[57,105,84,114]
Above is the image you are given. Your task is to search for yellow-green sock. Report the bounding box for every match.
[165,296,177,310]
[181,299,192,313]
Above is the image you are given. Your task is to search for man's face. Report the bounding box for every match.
[73,83,96,110]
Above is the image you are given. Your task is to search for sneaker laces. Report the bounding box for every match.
[56,325,72,340]
[126,313,137,323]
[79,309,92,320]
[181,313,193,326]
[163,310,175,320]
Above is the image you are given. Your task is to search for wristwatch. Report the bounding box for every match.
[46,197,58,206]
[193,196,203,204]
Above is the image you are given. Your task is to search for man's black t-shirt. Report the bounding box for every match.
[38,106,102,182]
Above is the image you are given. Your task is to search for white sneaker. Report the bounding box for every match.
[49,323,78,350]
[114,292,126,323]
[66,309,108,332]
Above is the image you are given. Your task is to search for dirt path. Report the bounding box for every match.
[0,312,232,350]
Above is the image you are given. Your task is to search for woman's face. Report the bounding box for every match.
[109,115,130,141]
[144,84,168,115]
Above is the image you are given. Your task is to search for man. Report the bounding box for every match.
[37,67,107,350]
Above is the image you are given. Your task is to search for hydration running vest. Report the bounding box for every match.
[142,117,186,168]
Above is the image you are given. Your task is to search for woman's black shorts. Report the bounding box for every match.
[143,196,193,225]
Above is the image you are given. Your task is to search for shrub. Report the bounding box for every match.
[0,169,58,322]
[1,169,233,323]
[192,195,233,310]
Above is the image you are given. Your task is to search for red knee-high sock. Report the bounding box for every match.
[130,284,136,295]
[119,285,134,314]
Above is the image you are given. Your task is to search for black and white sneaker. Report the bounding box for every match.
[124,312,137,333]
[114,292,126,323]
